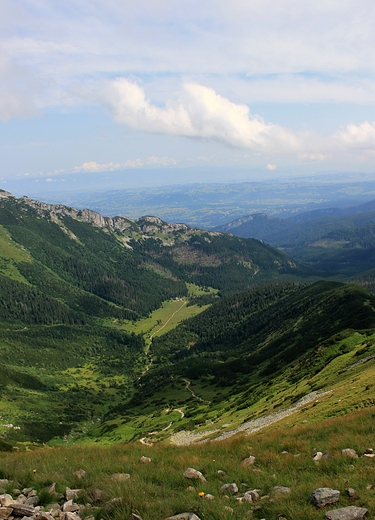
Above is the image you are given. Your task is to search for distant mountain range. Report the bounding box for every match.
[1,190,375,447]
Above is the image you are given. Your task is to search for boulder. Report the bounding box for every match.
[310,488,340,508]
[342,449,358,459]
[183,468,207,483]
[240,456,255,467]
[244,490,260,502]
[0,507,12,520]
[62,500,80,513]
[272,486,291,495]
[325,506,368,520]
[65,489,82,501]
[24,496,39,506]
[8,503,36,517]
[220,483,238,495]
[313,452,323,461]
[0,496,13,508]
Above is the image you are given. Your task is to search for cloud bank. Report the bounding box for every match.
[100,79,375,162]
[102,79,301,154]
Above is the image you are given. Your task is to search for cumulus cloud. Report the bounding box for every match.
[102,79,301,154]
[74,156,177,173]
[335,121,375,150]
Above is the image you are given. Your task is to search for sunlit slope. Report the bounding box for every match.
[98,281,375,443]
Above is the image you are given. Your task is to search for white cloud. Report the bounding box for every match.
[267,164,277,170]
[0,52,40,120]
[335,121,375,148]
[102,79,301,154]
[74,156,178,173]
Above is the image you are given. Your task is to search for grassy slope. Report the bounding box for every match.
[0,406,374,520]
[91,282,375,444]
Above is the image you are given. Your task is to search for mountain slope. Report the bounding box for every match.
[100,281,375,444]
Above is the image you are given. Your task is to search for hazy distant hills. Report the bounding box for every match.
[214,198,375,282]
[37,178,375,228]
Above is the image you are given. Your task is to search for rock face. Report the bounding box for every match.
[325,506,368,520]
[183,468,207,483]
[310,488,340,508]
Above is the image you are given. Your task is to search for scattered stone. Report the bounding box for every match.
[27,490,36,498]
[325,506,368,520]
[24,496,39,506]
[22,489,33,496]
[73,469,87,480]
[9,503,36,517]
[240,456,255,467]
[310,488,340,508]
[0,496,13,508]
[204,494,214,500]
[346,488,358,498]
[183,468,207,483]
[164,514,201,520]
[0,507,12,520]
[62,500,80,513]
[365,484,373,490]
[223,506,233,514]
[364,448,373,454]
[15,494,26,504]
[61,513,81,520]
[0,483,9,489]
[281,450,289,454]
[65,489,83,502]
[131,514,143,520]
[110,473,130,481]
[220,483,238,495]
[140,456,151,463]
[313,452,323,461]
[12,490,20,496]
[342,449,359,459]
[244,490,260,502]
[89,489,104,503]
[46,484,56,495]
[34,513,54,520]
[217,470,225,476]
[273,486,291,495]
[186,487,195,493]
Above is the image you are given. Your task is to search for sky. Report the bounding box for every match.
[1,0,375,195]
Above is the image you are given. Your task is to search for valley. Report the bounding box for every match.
[1,189,375,518]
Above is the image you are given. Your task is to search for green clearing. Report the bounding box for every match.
[119,293,211,345]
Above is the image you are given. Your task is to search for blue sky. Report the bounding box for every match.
[1,0,375,194]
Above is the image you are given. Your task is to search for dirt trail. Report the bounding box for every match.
[170,390,332,446]
[183,378,211,403]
